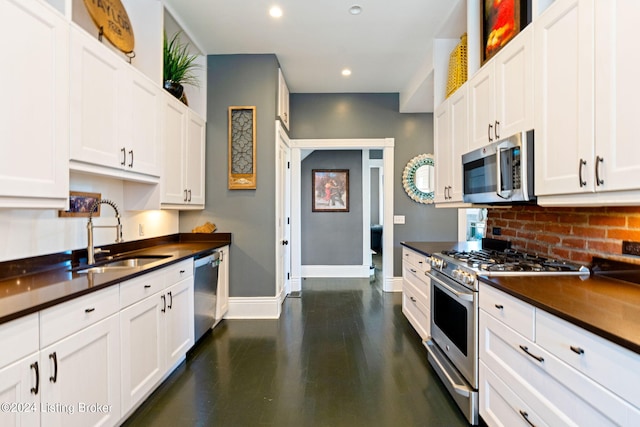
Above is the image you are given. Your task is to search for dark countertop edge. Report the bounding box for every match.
[401,241,480,257]
[479,277,640,355]
[0,233,231,325]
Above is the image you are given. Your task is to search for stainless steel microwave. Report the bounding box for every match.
[462,130,535,204]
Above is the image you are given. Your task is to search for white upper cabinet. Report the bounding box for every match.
[469,26,533,151]
[69,26,161,183]
[160,93,206,209]
[0,0,69,209]
[278,69,290,130]
[435,84,469,204]
[535,0,640,205]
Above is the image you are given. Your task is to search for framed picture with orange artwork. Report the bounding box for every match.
[481,0,532,65]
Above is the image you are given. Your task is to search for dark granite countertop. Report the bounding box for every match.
[480,274,640,354]
[401,241,480,257]
[0,233,231,325]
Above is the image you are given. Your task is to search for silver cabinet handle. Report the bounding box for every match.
[570,345,585,355]
[121,147,126,166]
[184,189,188,202]
[128,150,134,168]
[188,189,192,202]
[579,159,587,187]
[494,120,500,140]
[488,123,493,142]
[519,345,544,363]
[595,156,604,186]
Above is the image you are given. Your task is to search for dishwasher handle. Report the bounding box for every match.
[194,251,221,269]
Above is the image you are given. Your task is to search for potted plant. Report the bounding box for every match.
[163,31,200,103]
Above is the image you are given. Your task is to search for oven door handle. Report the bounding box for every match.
[425,340,471,397]
[427,272,474,302]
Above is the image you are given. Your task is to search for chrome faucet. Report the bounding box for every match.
[87,199,123,265]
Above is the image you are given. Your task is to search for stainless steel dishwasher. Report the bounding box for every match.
[194,250,221,342]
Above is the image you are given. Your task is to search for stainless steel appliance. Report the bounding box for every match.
[194,250,221,342]
[462,130,535,204]
[425,244,588,425]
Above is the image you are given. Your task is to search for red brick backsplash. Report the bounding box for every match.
[485,206,640,265]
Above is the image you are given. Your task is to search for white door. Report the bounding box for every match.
[164,278,194,367]
[433,101,450,203]
[126,70,161,177]
[449,85,469,202]
[468,63,494,150]
[185,111,206,205]
[161,95,187,204]
[276,125,291,296]
[0,355,40,427]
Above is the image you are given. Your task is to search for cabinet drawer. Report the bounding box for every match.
[482,311,640,426]
[0,313,39,369]
[40,285,119,348]
[402,282,430,340]
[402,263,430,299]
[120,267,166,309]
[480,282,535,341]
[164,259,193,286]
[402,248,430,274]
[536,310,640,409]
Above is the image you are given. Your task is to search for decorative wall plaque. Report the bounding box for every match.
[228,106,257,189]
[83,0,135,54]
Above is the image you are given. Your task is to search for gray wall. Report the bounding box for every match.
[180,54,279,297]
[301,150,363,265]
[290,93,458,276]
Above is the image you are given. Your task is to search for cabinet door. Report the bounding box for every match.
[594,1,640,193]
[449,85,469,202]
[534,0,594,196]
[495,26,533,140]
[469,64,495,150]
[69,26,123,171]
[0,355,40,427]
[40,314,120,427]
[0,0,69,207]
[216,246,230,323]
[433,101,450,203]
[120,293,165,414]
[165,278,194,368]
[278,69,290,130]
[185,111,206,206]
[125,70,161,177]
[161,95,188,204]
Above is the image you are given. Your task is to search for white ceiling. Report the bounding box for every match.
[164,0,465,113]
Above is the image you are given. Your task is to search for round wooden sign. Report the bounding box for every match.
[83,0,135,54]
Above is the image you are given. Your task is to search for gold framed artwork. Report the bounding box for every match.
[58,191,101,217]
[228,106,257,189]
[312,169,349,212]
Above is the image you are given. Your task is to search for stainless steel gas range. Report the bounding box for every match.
[424,244,589,425]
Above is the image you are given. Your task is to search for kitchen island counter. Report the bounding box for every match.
[0,233,231,325]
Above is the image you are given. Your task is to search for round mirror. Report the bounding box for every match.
[402,154,435,204]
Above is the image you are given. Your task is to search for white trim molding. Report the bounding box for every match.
[301,265,370,278]
[387,276,403,292]
[226,295,284,320]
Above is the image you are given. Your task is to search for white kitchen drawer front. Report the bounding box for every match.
[402,248,419,268]
[164,259,193,286]
[536,310,640,409]
[482,311,640,426]
[480,283,535,341]
[120,268,166,309]
[402,282,430,340]
[0,313,38,369]
[40,286,119,348]
[480,361,552,427]
[403,263,430,300]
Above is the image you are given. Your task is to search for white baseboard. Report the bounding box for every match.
[301,264,370,278]
[226,294,283,319]
[384,276,403,292]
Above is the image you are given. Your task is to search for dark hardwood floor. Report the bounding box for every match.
[122,260,468,426]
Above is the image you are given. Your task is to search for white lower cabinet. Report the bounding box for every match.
[0,353,40,427]
[215,245,230,324]
[401,247,431,340]
[39,314,121,427]
[480,283,640,426]
[120,259,194,416]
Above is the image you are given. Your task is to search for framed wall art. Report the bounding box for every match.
[312,169,349,212]
[228,106,257,189]
[481,0,531,65]
[58,191,101,217]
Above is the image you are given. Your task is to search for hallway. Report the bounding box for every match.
[122,274,468,426]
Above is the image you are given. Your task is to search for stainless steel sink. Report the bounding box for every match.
[76,255,170,274]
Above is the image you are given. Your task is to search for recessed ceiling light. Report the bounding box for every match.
[342,69,352,77]
[269,6,283,18]
[349,5,362,15]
